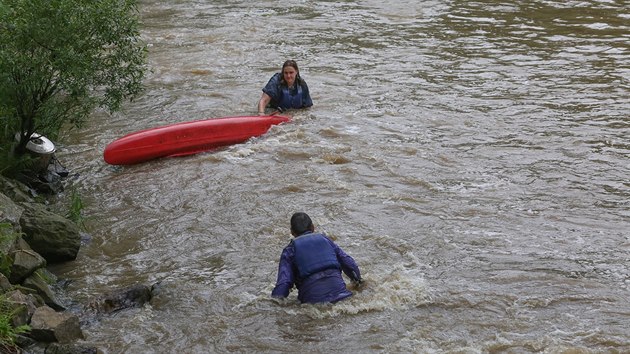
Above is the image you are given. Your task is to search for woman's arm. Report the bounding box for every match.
[258,92,272,115]
[301,82,313,108]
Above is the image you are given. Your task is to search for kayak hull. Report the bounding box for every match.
[103,115,290,165]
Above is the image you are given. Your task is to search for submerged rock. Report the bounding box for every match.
[86,283,153,314]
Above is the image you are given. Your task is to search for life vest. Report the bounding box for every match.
[278,84,304,110]
[293,233,340,279]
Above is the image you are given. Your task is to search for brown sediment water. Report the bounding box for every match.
[51,1,629,352]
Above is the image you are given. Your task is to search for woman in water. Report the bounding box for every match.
[257,60,313,115]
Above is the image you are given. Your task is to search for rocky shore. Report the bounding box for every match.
[0,176,154,353]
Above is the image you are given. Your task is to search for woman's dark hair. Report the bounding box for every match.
[290,212,313,236]
[280,59,304,86]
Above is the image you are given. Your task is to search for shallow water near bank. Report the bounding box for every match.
[50,0,629,352]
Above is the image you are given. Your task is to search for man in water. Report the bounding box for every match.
[272,212,362,304]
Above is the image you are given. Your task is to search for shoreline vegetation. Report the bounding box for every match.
[2,0,148,350]
[1,174,155,353]
[0,174,87,353]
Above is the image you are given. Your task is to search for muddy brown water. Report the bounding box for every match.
[50,1,629,352]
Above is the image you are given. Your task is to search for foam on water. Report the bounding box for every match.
[56,0,630,351]
[234,244,432,319]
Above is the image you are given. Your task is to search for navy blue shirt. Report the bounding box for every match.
[262,73,313,111]
[272,232,361,304]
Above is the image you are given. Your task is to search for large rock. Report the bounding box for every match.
[9,248,47,284]
[0,192,24,229]
[0,221,20,281]
[0,273,12,292]
[22,268,65,311]
[0,176,35,203]
[4,289,39,328]
[19,202,80,263]
[29,305,84,343]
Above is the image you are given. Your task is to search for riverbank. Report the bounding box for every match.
[1,174,158,354]
[0,175,97,353]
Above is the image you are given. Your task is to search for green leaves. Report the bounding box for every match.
[0,0,147,159]
[0,293,31,352]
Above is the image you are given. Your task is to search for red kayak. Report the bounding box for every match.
[103,115,290,165]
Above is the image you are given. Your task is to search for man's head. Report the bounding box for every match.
[290,212,314,236]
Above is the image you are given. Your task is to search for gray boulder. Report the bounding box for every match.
[0,192,24,229]
[4,289,39,328]
[0,175,35,203]
[0,273,12,292]
[0,217,20,282]
[19,202,80,263]
[9,249,47,284]
[29,305,84,343]
[22,268,65,311]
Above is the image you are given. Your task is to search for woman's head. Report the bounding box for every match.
[290,212,313,236]
[281,60,301,87]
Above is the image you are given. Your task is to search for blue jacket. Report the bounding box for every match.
[262,73,313,111]
[271,232,361,304]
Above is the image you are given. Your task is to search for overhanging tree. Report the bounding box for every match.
[0,0,147,161]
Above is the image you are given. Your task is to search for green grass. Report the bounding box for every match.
[66,188,87,230]
[0,294,31,352]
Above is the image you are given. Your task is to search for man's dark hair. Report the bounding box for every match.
[290,212,313,236]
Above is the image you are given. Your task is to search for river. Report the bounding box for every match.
[50,0,629,352]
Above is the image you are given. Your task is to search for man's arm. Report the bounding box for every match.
[329,240,361,282]
[271,247,295,298]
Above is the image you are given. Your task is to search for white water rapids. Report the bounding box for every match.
[51,1,629,352]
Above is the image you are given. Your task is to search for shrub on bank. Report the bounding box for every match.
[0,0,147,176]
